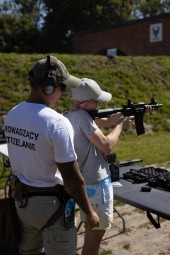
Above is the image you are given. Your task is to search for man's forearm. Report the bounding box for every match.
[106,122,123,149]
[95,112,123,128]
[57,161,93,215]
[67,177,93,215]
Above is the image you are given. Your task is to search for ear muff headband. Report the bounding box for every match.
[29,55,61,95]
[42,55,58,95]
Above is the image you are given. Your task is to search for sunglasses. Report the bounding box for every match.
[80,99,101,105]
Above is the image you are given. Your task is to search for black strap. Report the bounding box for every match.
[19,185,66,229]
[20,191,64,229]
[27,191,58,197]
[147,211,161,229]
[41,205,64,230]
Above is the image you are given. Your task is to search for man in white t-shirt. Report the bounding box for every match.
[4,56,99,255]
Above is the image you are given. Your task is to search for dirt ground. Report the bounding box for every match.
[1,162,170,255]
[76,161,170,255]
[76,204,170,255]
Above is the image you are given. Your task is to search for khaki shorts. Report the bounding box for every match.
[80,177,114,230]
[16,196,77,255]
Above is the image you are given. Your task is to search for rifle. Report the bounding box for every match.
[119,158,143,166]
[88,98,163,135]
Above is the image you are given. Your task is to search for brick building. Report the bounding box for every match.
[70,14,170,56]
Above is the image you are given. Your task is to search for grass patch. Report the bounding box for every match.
[99,249,112,255]
[123,242,130,250]
[133,208,145,214]
[114,200,125,206]
[115,132,170,165]
[1,54,170,187]
[0,54,170,129]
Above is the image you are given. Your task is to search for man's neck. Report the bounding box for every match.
[26,92,49,106]
[26,98,46,105]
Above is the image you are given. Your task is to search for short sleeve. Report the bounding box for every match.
[49,117,77,163]
[79,111,98,138]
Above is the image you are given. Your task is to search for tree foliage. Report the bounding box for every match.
[0,0,44,52]
[133,0,170,18]
[42,0,133,52]
[0,0,169,53]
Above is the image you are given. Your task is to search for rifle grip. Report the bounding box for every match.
[134,110,145,135]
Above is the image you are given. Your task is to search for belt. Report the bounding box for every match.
[9,177,67,229]
[20,183,64,208]
[27,191,59,197]
[22,183,63,193]
[20,183,66,229]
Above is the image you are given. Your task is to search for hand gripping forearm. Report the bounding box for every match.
[57,160,99,229]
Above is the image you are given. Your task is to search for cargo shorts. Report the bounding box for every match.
[16,195,77,255]
[80,176,114,230]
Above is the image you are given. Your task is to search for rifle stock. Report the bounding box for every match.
[88,98,163,135]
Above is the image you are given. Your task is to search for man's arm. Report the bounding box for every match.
[88,116,132,156]
[95,112,124,128]
[57,160,99,229]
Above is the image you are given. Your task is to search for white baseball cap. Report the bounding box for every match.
[70,78,112,103]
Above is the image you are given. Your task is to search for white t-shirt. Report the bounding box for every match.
[4,102,77,187]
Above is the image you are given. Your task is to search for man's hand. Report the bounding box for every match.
[145,105,154,114]
[115,116,133,131]
[122,116,134,131]
[84,211,100,230]
[138,102,154,114]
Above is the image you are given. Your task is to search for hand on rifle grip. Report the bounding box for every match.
[122,116,134,131]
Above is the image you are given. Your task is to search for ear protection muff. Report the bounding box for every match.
[41,55,58,95]
[28,55,61,95]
